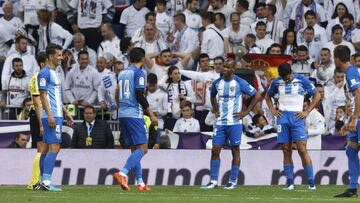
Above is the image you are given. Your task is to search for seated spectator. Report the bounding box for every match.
[291,45,313,77]
[329,106,348,136]
[36,9,73,53]
[255,21,274,54]
[71,105,114,148]
[65,50,99,106]
[281,29,297,56]
[244,33,261,54]
[1,57,31,119]
[245,114,276,138]
[69,32,97,67]
[133,23,167,54]
[243,102,264,132]
[7,133,29,148]
[97,23,122,62]
[1,36,38,90]
[304,98,325,150]
[17,97,32,120]
[173,100,200,133]
[146,73,167,118]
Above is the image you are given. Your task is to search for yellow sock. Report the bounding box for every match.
[27,152,41,189]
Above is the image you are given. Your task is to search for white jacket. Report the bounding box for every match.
[2,71,30,106]
[64,65,99,104]
[97,69,117,108]
[306,109,325,150]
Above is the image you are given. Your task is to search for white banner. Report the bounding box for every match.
[0,149,350,186]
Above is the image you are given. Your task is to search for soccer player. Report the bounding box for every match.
[201,59,260,189]
[334,45,360,198]
[265,63,321,191]
[27,52,47,190]
[37,44,74,191]
[113,47,158,191]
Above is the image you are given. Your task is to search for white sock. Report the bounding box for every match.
[210,180,218,185]
[42,180,51,186]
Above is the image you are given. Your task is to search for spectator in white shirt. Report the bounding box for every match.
[303,98,325,150]
[266,0,286,22]
[250,2,267,33]
[291,45,313,77]
[245,113,276,138]
[65,50,99,106]
[98,23,122,62]
[67,0,115,50]
[281,29,297,56]
[0,2,23,41]
[325,2,349,40]
[224,12,251,54]
[244,33,262,54]
[214,12,226,31]
[70,32,97,67]
[298,26,322,62]
[297,10,328,45]
[145,49,191,80]
[208,0,235,27]
[289,0,327,32]
[200,11,224,59]
[340,14,360,51]
[119,0,150,38]
[168,13,198,54]
[1,36,38,90]
[264,3,285,43]
[146,73,167,117]
[36,9,73,53]
[133,23,168,54]
[311,48,335,85]
[183,0,202,32]
[255,21,274,53]
[235,0,255,26]
[155,0,174,40]
[1,58,30,119]
[323,24,356,57]
[173,100,201,133]
[132,12,163,44]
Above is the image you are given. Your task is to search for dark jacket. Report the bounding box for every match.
[71,119,114,149]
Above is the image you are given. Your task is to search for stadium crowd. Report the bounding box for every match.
[0,0,359,149]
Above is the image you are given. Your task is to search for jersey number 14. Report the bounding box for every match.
[119,79,131,99]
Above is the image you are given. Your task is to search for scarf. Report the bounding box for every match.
[344,27,355,42]
[295,1,319,31]
[167,81,187,113]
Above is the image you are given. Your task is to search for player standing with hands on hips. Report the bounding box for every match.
[333,45,360,198]
[113,47,158,191]
[201,59,260,190]
[265,63,321,191]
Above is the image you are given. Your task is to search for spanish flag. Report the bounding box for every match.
[243,54,293,79]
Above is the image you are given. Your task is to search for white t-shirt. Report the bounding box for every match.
[0,16,23,39]
[120,5,150,38]
[255,37,274,54]
[97,36,122,61]
[183,9,202,32]
[173,117,200,133]
[322,40,356,57]
[69,0,113,29]
[18,0,55,25]
[156,11,173,40]
[223,25,251,52]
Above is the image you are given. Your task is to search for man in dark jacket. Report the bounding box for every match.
[71,105,114,148]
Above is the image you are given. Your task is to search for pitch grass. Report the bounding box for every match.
[0,185,359,203]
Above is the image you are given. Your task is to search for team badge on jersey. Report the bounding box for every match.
[40,78,46,86]
[139,77,145,85]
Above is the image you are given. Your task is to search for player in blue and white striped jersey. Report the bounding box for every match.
[201,59,260,190]
[265,63,321,191]
[37,44,74,192]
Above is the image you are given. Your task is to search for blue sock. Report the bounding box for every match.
[284,164,294,186]
[121,149,145,175]
[42,152,57,182]
[134,162,143,184]
[304,165,314,186]
[210,159,220,182]
[229,165,240,183]
[39,153,46,177]
[346,146,360,189]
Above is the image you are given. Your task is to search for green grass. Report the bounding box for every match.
[0,185,359,203]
